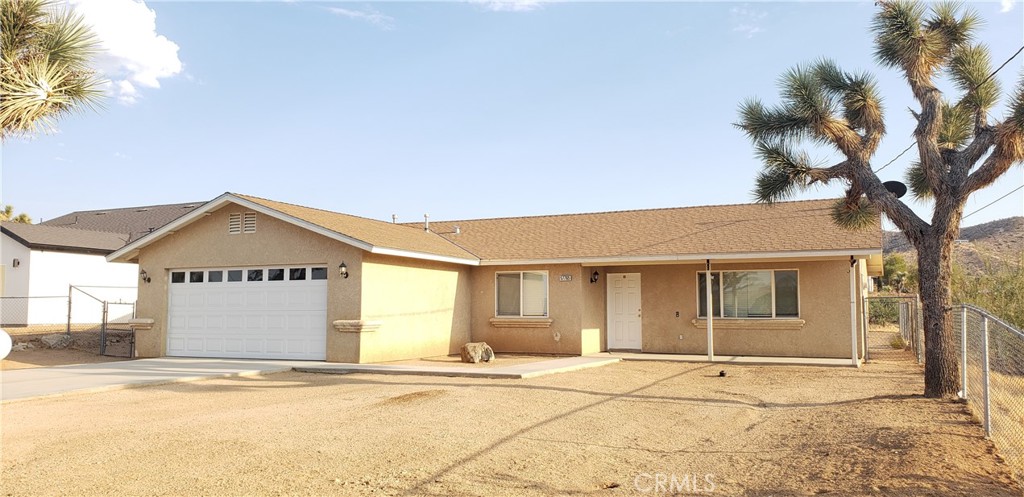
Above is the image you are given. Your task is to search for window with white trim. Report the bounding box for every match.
[698,270,799,318]
[495,271,548,317]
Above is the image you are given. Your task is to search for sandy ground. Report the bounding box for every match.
[1,336,1020,496]
[1,329,133,370]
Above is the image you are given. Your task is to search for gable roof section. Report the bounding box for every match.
[2,222,128,255]
[41,202,204,242]
[107,193,479,265]
[425,199,881,264]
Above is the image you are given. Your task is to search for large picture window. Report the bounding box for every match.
[495,271,548,317]
[698,270,799,318]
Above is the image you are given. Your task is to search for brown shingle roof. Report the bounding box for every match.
[41,202,203,242]
[234,194,478,261]
[424,198,881,262]
[1,222,128,254]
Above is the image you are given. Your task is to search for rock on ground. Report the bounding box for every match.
[460,342,495,363]
[40,334,72,349]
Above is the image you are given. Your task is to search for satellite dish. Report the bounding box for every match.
[883,181,907,199]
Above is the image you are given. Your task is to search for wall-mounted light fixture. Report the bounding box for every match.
[339,261,349,279]
[590,271,599,284]
[139,269,151,284]
[12,258,20,268]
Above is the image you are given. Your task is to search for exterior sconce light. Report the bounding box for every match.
[339,261,349,279]
[12,258,20,268]
[590,271,599,284]
[140,269,151,284]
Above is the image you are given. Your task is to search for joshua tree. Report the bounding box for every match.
[737,1,1024,398]
[1,0,104,140]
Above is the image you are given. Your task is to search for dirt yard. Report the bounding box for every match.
[2,328,132,370]
[1,345,1020,496]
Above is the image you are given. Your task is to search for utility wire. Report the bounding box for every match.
[872,43,1024,175]
[963,184,1024,220]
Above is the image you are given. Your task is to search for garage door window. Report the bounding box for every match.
[290,268,306,280]
[228,270,243,282]
[189,271,204,283]
[208,270,223,283]
[171,271,185,283]
[311,267,328,280]
[248,269,263,281]
[268,268,285,281]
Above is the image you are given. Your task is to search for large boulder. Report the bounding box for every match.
[460,342,495,363]
[40,333,72,349]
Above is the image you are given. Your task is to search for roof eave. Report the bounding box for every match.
[477,248,883,266]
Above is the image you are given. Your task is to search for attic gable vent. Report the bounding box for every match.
[243,212,257,233]
[228,213,242,234]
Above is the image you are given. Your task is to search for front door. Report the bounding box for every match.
[607,273,642,350]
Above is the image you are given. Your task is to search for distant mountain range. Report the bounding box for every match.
[884,217,1024,270]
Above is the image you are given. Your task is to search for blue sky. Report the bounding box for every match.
[2,0,1022,228]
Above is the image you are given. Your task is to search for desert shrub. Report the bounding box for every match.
[953,254,1024,330]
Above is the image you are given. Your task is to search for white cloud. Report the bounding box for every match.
[730,6,767,39]
[327,7,395,30]
[67,0,183,105]
[113,152,130,159]
[1001,0,1014,13]
[474,0,546,12]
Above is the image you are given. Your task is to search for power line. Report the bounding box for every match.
[963,184,1024,220]
[872,43,1024,176]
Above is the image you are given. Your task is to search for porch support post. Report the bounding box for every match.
[849,256,859,367]
[706,259,714,362]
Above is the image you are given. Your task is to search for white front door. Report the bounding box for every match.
[167,266,328,360]
[607,273,642,350]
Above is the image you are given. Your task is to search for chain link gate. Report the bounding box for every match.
[67,285,137,358]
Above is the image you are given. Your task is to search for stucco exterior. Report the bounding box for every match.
[113,193,879,365]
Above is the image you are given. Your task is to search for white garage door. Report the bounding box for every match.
[167,266,328,360]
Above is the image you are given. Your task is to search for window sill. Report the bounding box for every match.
[489,317,553,328]
[690,318,805,330]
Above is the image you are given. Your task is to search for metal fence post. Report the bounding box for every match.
[99,301,108,356]
[981,315,991,438]
[66,285,73,336]
[960,305,968,400]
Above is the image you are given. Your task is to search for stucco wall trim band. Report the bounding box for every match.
[333,320,383,333]
[489,317,553,328]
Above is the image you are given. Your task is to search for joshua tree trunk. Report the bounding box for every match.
[916,231,960,398]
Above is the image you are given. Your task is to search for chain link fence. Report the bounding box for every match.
[954,304,1024,482]
[865,295,922,363]
[1,287,136,358]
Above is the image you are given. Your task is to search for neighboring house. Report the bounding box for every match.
[0,202,201,326]
[109,193,883,365]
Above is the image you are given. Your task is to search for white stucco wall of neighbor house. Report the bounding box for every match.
[14,248,139,325]
[1,233,32,298]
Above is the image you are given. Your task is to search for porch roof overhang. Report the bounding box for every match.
[477,248,882,268]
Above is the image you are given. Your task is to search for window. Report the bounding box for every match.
[227,270,243,282]
[208,270,223,283]
[228,213,241,234]
[171,271,185,284]
[495,271,548,317]
[698,270,799,318]
[311,267,328,280]
[268,268,285,281]
[189,271,204,283]
[247,269,263,282]
[290,268,306,281]
[243,212,257,233]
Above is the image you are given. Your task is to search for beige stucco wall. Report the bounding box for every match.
[356,253,471,363]
[468,264,585,355]
[597,259,862,359]
[133,202,473,364]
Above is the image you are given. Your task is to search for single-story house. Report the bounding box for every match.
[0,202,201,326]
[108,193,883,366]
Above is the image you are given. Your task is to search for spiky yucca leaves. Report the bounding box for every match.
[831,197,878,229]
[873,1,978,89]
[0,0,104,140]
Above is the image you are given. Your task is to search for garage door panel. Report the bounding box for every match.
[167,266,328,360]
